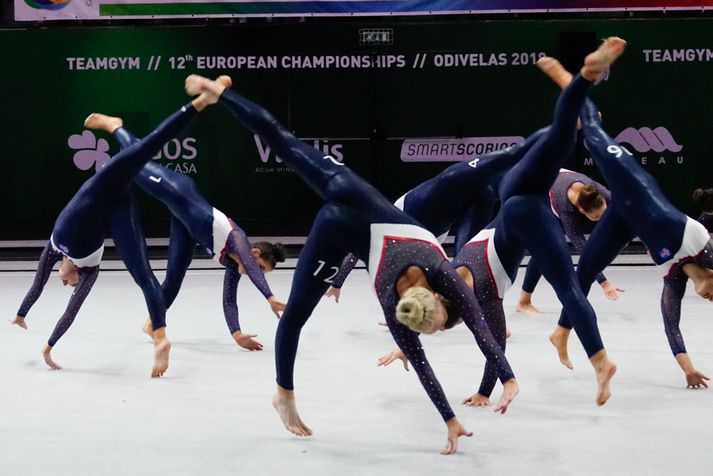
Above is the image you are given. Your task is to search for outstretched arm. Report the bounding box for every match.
[222,259,263,351]
[662,269,709,388]
[225,227,283,318]
[13,242,64,327]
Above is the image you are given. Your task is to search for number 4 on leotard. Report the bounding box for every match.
[313,260,340,283]
[607,145,633,158]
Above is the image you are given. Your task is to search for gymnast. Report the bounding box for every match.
[84,112,286,351]
[692,188,713,232]
[379,39,626,408]
[184,74,519,455]
[541,59,713,389]
[8,81,224,377]
[516,169,624,315]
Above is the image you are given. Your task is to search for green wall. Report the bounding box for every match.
[0,18,711,238]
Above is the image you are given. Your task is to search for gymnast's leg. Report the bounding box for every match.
[551,205,634,365]
[501,196,616,405]
[273,204,356,436]
[108,197,170,378]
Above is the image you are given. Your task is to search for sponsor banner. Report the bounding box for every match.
[2,18,712,238]
[15,0,713,22]
[400,137,524,162]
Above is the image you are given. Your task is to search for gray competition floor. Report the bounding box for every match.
[1,261,712,475]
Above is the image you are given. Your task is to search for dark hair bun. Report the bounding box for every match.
[272,242,287,263]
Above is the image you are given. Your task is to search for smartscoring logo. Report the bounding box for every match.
[400,136,524,162]
[24,0,70,10]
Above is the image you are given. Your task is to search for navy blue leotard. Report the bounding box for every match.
[17,104,198,346]
[216,87,515,422]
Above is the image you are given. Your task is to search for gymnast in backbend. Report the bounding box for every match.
[184,73,521,455]
[84,111,285,351]
[9,80,226,377]
[541,58,713,389]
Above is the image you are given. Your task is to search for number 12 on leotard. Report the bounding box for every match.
[313,260,340,283]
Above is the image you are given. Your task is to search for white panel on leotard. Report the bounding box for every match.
[658,217,711,277]
[368,223,445,288]
[50,234,104,268]
[211,208,233,264]
[464,228,512,299]
[393,194,406,211]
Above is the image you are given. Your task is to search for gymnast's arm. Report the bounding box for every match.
[384,309,456,422]
[46,266,100,348]
[225,227,284,317]
[662,267,709,388]
[430,261,515,384]
[222,259,263,351]
[40,266,99,369]
[12,242,64,327]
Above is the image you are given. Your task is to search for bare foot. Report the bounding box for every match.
[42,344,62,370]
[83,113,123,133]
[185,74,232,110]
[516,302,541,315]
[590,351,617,406]
[581,37,627,82]
[151,337,171,378]
[549,326,574,369]
[273,385,313,436]
[463,393,490,407]
[142,318,154,339]
[536,57,573,89]
[9,315,27,329]
[216,75,233,89]
[494,378,519,414]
